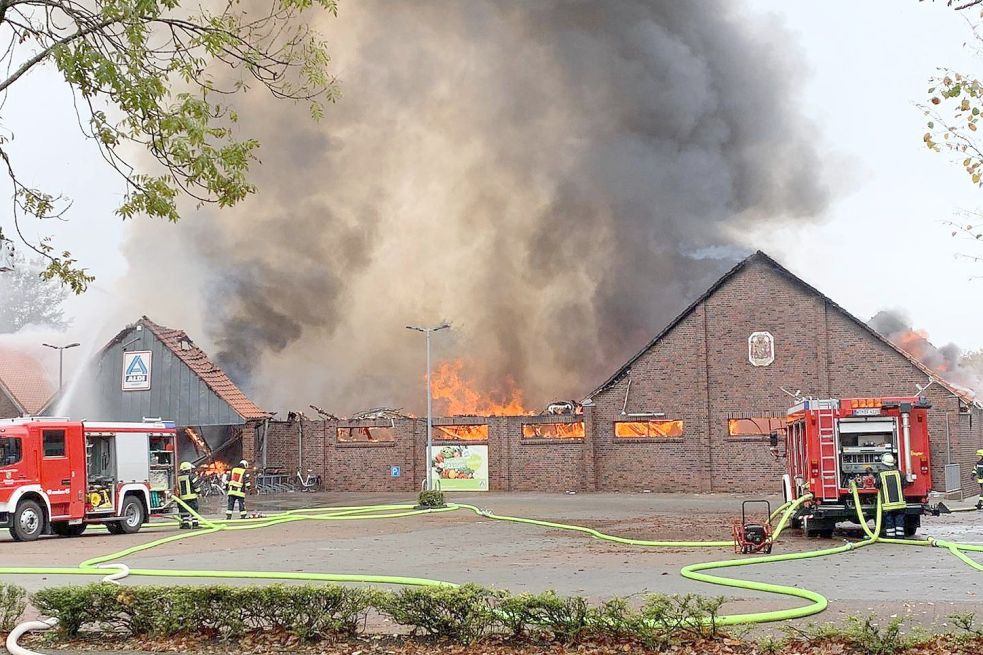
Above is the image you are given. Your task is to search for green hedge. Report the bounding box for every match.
[31,582,725,645]
[0,583,27,633]
[33,584,375,640]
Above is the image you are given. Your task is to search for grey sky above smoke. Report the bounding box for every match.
[121,0,829,415]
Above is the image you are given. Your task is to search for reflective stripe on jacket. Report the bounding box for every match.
[177,473,199,501]
[878,470,906,511]
[227,467,247,498]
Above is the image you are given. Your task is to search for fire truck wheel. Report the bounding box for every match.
[804,518,834,539]
[51,523,86,537]
[10,499,45,542]
[904,516,919,538]
[116,496,145,534]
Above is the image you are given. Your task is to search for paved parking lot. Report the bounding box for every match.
[2,492,981,632]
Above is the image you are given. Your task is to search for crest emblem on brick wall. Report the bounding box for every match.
[748,331,775,367]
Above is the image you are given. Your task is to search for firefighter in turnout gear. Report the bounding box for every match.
[972,449,983,510]
[876,454,907,538]
[177,462,201,529]
[225,460,251,519]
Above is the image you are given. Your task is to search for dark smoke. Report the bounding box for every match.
[120,1,829,414]
[868,310,982,398]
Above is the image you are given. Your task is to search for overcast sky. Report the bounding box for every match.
[2,0,983,380]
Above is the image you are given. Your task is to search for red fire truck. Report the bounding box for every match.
[0,417,177,541]
[779,396,933,538]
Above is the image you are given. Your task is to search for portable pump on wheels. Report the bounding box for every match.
[773,396,934,538]
[732,500,773,554]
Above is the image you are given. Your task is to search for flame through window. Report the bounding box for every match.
[337,426,396,443]
[434,425,489,441]
[522,422,585,439]
[614,420,684,438]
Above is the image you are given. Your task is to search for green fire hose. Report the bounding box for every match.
[0,492,979,627]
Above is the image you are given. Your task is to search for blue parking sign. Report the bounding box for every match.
[391,466,401,477]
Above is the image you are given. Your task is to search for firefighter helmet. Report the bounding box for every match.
[239,460,248,468]
[179,461,193,471]
[882,453,896,466]
[977,449,983,457]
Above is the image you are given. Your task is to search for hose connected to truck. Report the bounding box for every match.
[1,492,981,648]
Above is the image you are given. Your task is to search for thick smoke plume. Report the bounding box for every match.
[868,310,983,399]
[119,1,828,415]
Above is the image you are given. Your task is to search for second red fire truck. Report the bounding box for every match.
[0,417,177,541]
[777,396,934,538]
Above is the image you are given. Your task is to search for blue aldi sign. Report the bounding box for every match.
[122,351,152,391]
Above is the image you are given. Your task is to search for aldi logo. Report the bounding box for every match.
[122,351,152,391]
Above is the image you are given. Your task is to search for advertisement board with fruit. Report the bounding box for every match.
[429,445,489,491]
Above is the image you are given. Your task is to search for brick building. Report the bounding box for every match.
[263,252,983,495]
[0,344,55,418]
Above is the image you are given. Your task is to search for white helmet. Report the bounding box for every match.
[882,453,896,466]
[239,459,248,468]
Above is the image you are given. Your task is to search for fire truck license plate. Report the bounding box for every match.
[853,408,881,416]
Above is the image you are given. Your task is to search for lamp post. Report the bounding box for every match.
[42,342,80,392]
[406,323,450,491]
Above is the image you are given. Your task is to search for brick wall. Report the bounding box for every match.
[588,258,982,494]
[256,257,983,495]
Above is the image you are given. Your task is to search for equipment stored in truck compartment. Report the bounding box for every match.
[0,417,177,541]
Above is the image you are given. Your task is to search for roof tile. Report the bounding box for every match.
[139,317,269,420]
[0,344,57,414]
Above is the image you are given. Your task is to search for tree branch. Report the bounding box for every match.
[0,17,116,94]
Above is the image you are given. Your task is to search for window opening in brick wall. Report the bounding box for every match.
[727,417,786,438]
[522,422,585,439]
[434,424,488,441]
[337,426,396,443]
[614,420,684,438]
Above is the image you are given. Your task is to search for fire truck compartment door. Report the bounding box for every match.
[114,432,151,482]
[37,427,84,519]
[837,420,896,433]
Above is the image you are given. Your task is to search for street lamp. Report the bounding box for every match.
[406,323,450,491]
[42,342,80,392]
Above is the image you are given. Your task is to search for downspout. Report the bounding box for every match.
[703,306,713,494]
[944,412,952,465]
[298,416,304,472]
[262,417,270,470]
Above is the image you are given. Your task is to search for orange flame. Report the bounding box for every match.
[893,329,950,373]
[431,359,532,416]
[434,424,489,440]
[198,461,228,475]
[521,422,585,439]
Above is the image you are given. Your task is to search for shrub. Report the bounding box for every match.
[418,490,445,508]
[496,590,594,642]
[32,584,120,637]
[245,584,375,640]
[376,584,497,643]
[32,583,375,641]
[28,582,735,647]
[843,615,915,655]
[950,612,983,638]
[0,583,27,633]
[642,593,726,639]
